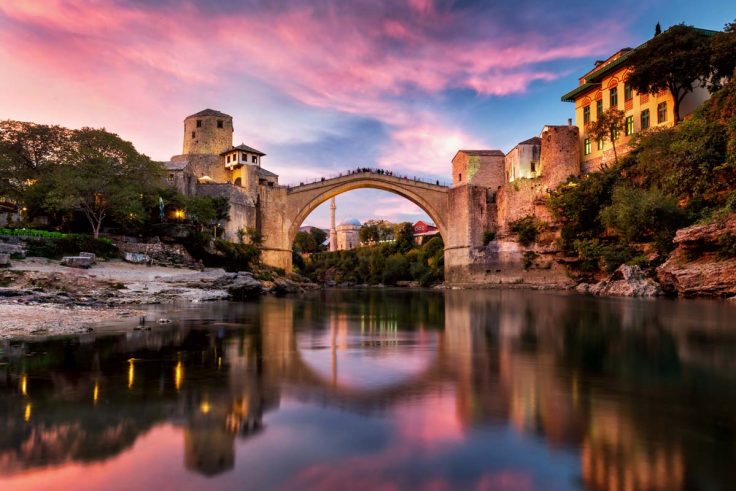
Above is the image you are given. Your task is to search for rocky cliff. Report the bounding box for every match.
[657,215,736,298]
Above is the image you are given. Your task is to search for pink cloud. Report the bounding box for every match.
[0,0,629,173]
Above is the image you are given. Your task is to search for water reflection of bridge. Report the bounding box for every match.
[2,291,736,489]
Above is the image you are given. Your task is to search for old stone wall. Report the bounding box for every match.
[539,125,580,189]
[171,154,230,184]
[197,183,257,241]
[445,238,574,288]
[452,152,505,190]
[495,178,547,233]
[183,115,233,155]
[166,168,197,196]
[444,184,496,283]
[259,185,291,271]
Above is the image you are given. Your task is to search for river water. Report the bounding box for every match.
[1,290,735,490]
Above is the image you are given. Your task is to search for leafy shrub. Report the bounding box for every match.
[24,235,117,259]
[547,169,620,252]
[522,251,538,270]
[573,238,637,273]
[717,233,736,259]
[482,230,496,245]
[382,253,410,285]
[0,227,67,238]
[600,186,687,255]
[509,216,543,246]
[213,239,261,272]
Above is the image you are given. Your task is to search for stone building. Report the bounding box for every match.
[452,150,505,190]
[561,26,715,172]
[336,218,361,250]
[495,123,579,232]
[505,137,541,182]
[161,109,278,240]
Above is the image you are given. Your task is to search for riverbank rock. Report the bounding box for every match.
[0,242,25,258]
[656,215,736,298]
[658,255,736,297]
[0,254,10,267]
[79,252,96,264]
[586,265,662,297]
[61,256,93,268]
[217,272,262,300]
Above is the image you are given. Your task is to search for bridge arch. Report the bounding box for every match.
[284,172,450,247]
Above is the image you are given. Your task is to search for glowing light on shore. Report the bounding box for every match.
[128,358,135,389]
[20,374,28,396]
[174,361,183,390]
[93,382,99,404]
[24,403,31,422]
[200,401,211,414]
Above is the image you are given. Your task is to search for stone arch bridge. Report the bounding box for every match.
[258,170,495,283]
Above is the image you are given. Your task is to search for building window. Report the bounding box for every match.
[609,86,618,108]
[196,119,202,128]
[624,82,633,101]
[657,102,667,123]
[596,99,603,118]
[641,109,650,130]
[252,155,257,163]
[191,131,195,139]
[625,115,634,136]
[217,120,224,128]
[167,173,174,182]
[597,138,604,151]
[613,129,620,141]
[530,161,536,173]
[226,155,231,163]
[242,153,247,161]
[458,173,462,182]
[583,105,591,125]
[584,138,591,155]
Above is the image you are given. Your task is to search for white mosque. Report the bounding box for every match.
[329,197,361,251]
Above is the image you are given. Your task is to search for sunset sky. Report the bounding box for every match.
[1,0,732,227]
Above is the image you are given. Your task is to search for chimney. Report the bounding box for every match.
[567,118,572,127]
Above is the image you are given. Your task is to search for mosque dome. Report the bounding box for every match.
[339,218,361,227]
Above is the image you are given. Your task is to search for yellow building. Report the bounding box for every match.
[562,27,715,172]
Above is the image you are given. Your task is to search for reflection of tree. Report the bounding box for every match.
[0,322,279,477]
[2,290,736,487]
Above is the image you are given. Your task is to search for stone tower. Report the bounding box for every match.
[183,109,233,155]
[329,197,337,252]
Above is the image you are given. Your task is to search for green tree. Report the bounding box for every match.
[589,108,626,165]
[600,186,687,253]
[43,128,162,237]
[309,227,327,250]
[382,253,409,285]
[626,24,712,122]
[710,19,736,89]
[359,223,380,244]
[394,222,415,252]
[0,121,71,202]
[547,169,620,251]
[293,231,318,253]
[184,196,217,229]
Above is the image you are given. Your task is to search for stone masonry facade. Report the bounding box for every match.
[161,108,581,287]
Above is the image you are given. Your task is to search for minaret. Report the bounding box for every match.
[329,197,337,252]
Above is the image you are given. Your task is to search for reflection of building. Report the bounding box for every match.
[337,218,361,250]
[561,26,715,172]
[184,419,235,477]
